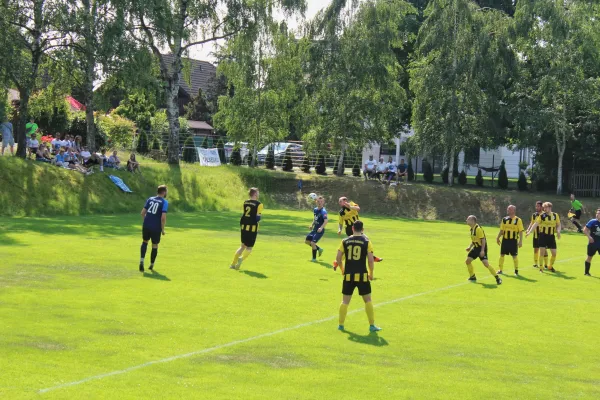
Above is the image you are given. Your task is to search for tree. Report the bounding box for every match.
[265,145,275,170]
[441,167,449,184]
[512,0,600,194]
[136,130,149,154]
[0,0,68,158]
[407,161,415,181]
[411,0,516,186]
[315,154,326,175]
[217,139,226,164]
[282,148,293,172]
[230,146,242,166]
[333,154,344,176]
[458,170,467,185]
[127,0,306,164]
[301,156,311,173]
[518,171,528,191]
[498,159,508,189]
[423,160,434,183]
[352,161,361,177]
[184,89,212,123]
[475,169,484,186]
[114,91,156,132]
[182,136,196,163]
[306,0,413,176]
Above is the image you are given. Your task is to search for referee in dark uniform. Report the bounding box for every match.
[335,221,382,333]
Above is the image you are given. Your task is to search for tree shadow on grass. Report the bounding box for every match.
[143,270,171,281]
[239,270,268,279]
[343,330,389,347]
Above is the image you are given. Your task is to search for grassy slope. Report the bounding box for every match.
[0,157,595,227]
[1,210,599,399]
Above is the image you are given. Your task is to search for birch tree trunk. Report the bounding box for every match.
[83,0,97,150]
[165,76,182,164]
[556,132,566,195]
[448,148,455,187]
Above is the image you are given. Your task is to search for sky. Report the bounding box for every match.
[189,0,331,62]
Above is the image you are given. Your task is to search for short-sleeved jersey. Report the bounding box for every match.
[312,207,328,231]
[572,200,583,211]
[143,196,168,231]
[586,219,600,247]
[530,212,541,239]
[339,201,360,228]
[240,199,263,232]
[500,216,524,240]
[338,235,374,276]
[535,212,560,235]
[470,224,486,248]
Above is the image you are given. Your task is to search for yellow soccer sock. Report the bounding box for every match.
[339,303,349,325]
[550,255,556,268]
[241,249,252,261]
[365,301,375,325]
[231,252,241,266]
[543,255,548,267]
[498,256,505,271]
[514,257,519,271]
[534,252,539,265]
[487,264,497,277]
[467,263,475,277]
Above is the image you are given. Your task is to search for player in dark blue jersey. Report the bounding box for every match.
[305,195,328,262]
[583,208,600,276]
[139,185,168,272]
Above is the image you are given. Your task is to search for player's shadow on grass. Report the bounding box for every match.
[239,270,268,279]
[343,330,388,347]
[313,261,333,270]
[546,271,576,281]
[505,274,538,283]
[478,282,498,289]
[143,270,171,281]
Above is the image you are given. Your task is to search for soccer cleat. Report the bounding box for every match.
[235,258,243,270]
[338,325,344,331]
[468,275,477,282]
[374,256,383,262]
[333,260,339,271]
[139,263,144,272]
[548,267,556,273]
[539,269,544,273]
[585,273,592,276]
[533,264,538,269]
[311,259,317,263]
[544,265,548,270]
[318,248,324,257]
[496,276,503,285]
[369,325,382,332]
[578,229,583,233]
[149,264,154,271]
[497,270,504,275]
[515,270,519,276]
[229,265,236,269]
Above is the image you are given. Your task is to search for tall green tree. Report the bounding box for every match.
[127,0,306,164]
[411,0,515,186]
[512,0,600,194]
[0,0,67,158]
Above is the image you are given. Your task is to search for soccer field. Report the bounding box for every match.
[1,210,599,399]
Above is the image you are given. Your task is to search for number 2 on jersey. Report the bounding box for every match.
[244,206,251,217]
[346,245,361,261]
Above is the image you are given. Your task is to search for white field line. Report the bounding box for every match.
[38,256,580,394]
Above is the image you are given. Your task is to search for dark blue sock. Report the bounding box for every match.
[141,242,148,260]
[151,248,158,264]
[312,249,317,259]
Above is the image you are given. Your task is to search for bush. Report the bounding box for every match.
[315,155,326,175]
[265,145,275,169]
[301,156,311,173]
[217,139,226,164]
[282,149,294,172]
[182,136,196,163]
[476,169,484,187]
[136,130,149,154]
[441,167,449,184]
[498,159,509,189]
[247,151,253,167]
[535,177,546,192]
[518,171,528,191]
[152,137,161,150]
[407,160,415,181]
[458,170,467,185]
[97,113,136,149]
[230,147,242,166]
[423,161,434,183]
[352,163,361,177]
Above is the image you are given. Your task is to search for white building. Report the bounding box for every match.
[362,130,533,179]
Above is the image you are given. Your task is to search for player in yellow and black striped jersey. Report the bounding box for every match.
[495,205,524,276]
[527,201,548,269]
[336,197,383,263]
[230,188,264,270]
[465,215,502,284]
[335,221,382,332]
[526,202,561,273]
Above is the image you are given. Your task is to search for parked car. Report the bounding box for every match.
[257,142,304,167]
[224,142,249,164]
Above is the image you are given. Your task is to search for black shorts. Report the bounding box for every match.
[573,210,582,220]
[501,239,518,256]
[532,236,539,249]
[142,228,161,245]
[587,244,600,257]
[241,229,258,247]
[538,233,557,250]
[468,246,488,261]
[345,225,353,237]
[342,280,372,296]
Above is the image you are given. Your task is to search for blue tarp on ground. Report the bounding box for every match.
[109,175,133,193]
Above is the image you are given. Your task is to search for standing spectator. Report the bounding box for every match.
[396,158,408,182]
[385,156,397,184]
[109,150,121,169]
[375,157,387,182]
[127,153,140,173]
[27,133,39,159]
[74,135,83,153]
[1,120,14,156]
[363,155,376,180]
[25,118,38,137]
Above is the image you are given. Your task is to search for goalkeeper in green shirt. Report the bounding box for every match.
[569,194,585,233]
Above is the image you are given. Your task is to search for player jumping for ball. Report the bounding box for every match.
[306,196,328,262]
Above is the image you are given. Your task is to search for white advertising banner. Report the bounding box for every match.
[197,147,221,167]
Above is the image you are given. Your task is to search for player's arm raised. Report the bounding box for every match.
[349,202,360,212]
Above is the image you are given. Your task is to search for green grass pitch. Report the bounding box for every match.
[1,209,599,399]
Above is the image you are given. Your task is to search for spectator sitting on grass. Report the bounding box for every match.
[74,135,83,153]
[27,133,39,159]
[65,148,91,175]
[52,148,67,167]
[385,156,397,184]
[35,143,51,163]
[51,135,62,152]
[397,158,408,182]
[80,147,104,172]
[42,143,53,160]
[108,150,121,169]
[127,153,140,173]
